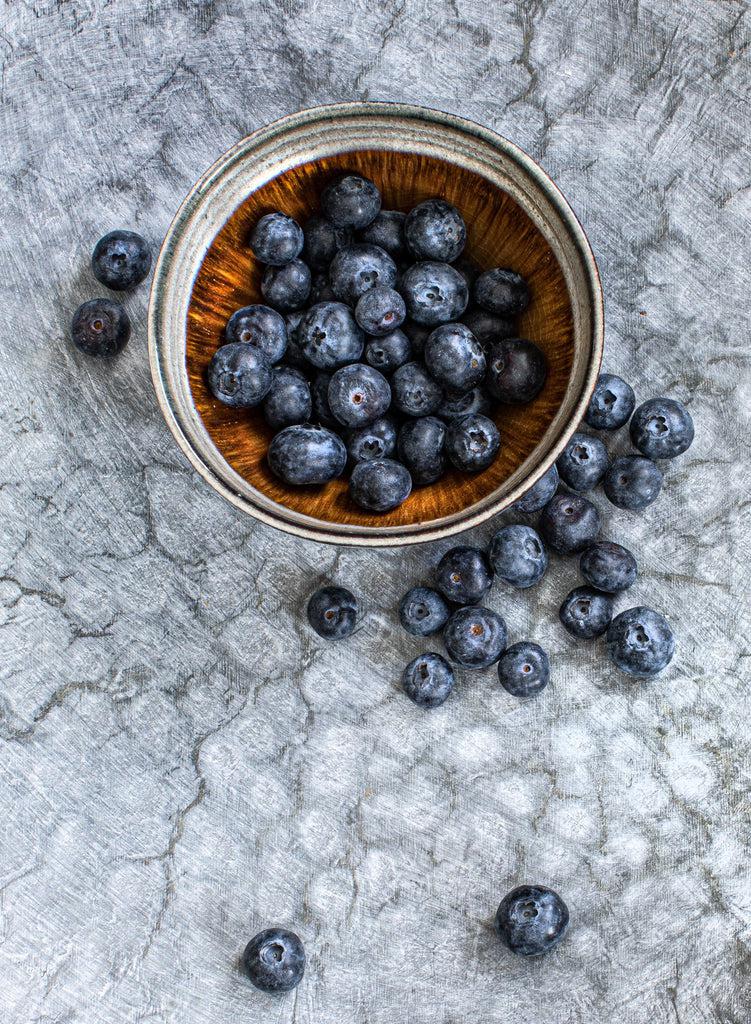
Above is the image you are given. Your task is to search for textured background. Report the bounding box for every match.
[1,2,750,1022]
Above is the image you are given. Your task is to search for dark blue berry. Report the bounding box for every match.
[405,199,466,263]
[267,424,346,485]
[604,455,663,510]
[435,546,493,605]
[607,606,675,677]
[249,212,304,266]
[556,432,609,492]
[91,230,151,291]
[443,605,507,669]
[539,493,601,554]
[261,258,311,311]
[487,338,547,403]
[511,464,559,514]
[402,320,431,355]
[349,459,412,512]
[364,329,412,374]
[302,215,352,269]
[321,174,381,229]
[310,372,337,426]
[488,524,548,588]
[474,268,530,316]
[437,387,492,422]
[402,652,455,708]
[208,343,271,407]
[226,304,287,363]
[424,323,486,391]
[242,928,305,993]
[495,885,569,957]
[461,307,515,347]
[357,210,407,260]
[399,586,450,636]
[445,413,500,472]
[307,585,358,639]
[630,397,694,460]
[263,367,312,431]
[452,256,480,290]
[355,285,406,336]
[327,363,391,428]
[400,262,469,326]
[579,542,637,593]
[346,416,397,464]
[497,642,550,698]
[283,311,310,370]
[298,302,364,370]
[329,244,397,306]
[309,271,335,304]
[559,586,613,639]
[71,298,130,357]
[397,416,446,485]
[585,373,635,430]
[391,362,443,417]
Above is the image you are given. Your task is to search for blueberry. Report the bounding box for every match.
[364,329,412,374]
[391,362,443,417]
[579,542,637,593]
[437,387,492,422]
[474,268,530,316]
[445,413,500,472]
[91,230,151,291]
[452,256,480,290]
[400,261,469,326]
[495,885,569,957]
[607,606,675,677]
[461,307,516,347]
[70,298,130,357]
[604,455,663,510]
[423,323,486,391]
[349,459,412,512]
[321,173,381,229]
[268,423,346,485]
[310,372,337,426]
[302,215,352,269]
[329,244,397,306]
[298,302,364,370]
[402,320,432,355]
[402,652,455,708]
[327,363,391,428]
[405,199,466,263]
[559,586,613,639]
[511,464,559,514]
[488,524,548,588]
[357,210,407,260]
[585,372,635,430]
[309,271,335,304]
[630,397,694,460]
[397,416,447,485]
[208,343,272,407]
[539,493,601,554]
[556,431,609,492]
[263,367,312,431]
[283,311,310,370]
[355,285,406,336]
[497,642,550,698]
[242,928,305,993]
[487,338,547,404]
[249,212,304,266]
[346,416,397,464]
[398,586,450,636]
[226,304,288,363]
[261,258,311,312]
[435,546,493,605]
[443,605,507,669]
[307,585,358,639]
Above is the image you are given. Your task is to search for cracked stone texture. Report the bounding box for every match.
[0,1,750,1022]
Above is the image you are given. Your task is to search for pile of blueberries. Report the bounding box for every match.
[207,173,547,512]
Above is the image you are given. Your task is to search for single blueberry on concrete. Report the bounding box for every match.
[539,492,601,555]
[263,367,312,431]
[391,361,443,417]
[604,455,663,510]
[488,524,549,589]
[346,416,397,464]
[511,464,559,514]
[423,322,486,391]
[226,304,288,363]
[559,586,614,639]
[397,416,447,485]
[355,285,406,336]
[357,210,407,260]
[585,372,635,430]
[474,267,530,316]
[607,606,675,677]
[327,363,391,428]
[437,387,492,422]
[435,546,493,606]
[445,413,500,472]
[349,459,412,512]
[249,212,304,266]
[71,298,131,357]
[405,198,466,263]
[307,585,358,640]
[487,338,547,404]
[556,431,609,492]
[310,372,337,427]
[364,329,412,374]
[329,243,397,306]
[495,885,569,957]
[579,542,637,593]
[497,642,550,698]
[242,928,306,993]
[91,230,151,291]
[400,261,469,326]
[399,586,450,636]
[267,424,346,486]
[208,343,272,407]
[321,173,381,229]
[298,302,364,370]
[261,258,311,312]
[302,214,352,269]
[443,605,507,669]
[630,397,694,460]
[402,652,455,709]
[461,307,516,347]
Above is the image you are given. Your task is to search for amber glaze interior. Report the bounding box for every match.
[186,149,574,528]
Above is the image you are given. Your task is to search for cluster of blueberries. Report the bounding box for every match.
[207,173,547,512]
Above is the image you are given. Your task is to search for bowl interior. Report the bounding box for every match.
[185,149,574,528]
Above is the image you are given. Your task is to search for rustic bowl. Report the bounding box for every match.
[148,102,603,547]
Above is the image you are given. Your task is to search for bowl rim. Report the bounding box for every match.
[148,100,604,547]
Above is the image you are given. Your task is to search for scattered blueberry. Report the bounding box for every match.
[497,642,550,698]
[437,387,492,422]
[330,243,397,306]
[443,605,507,669]
[91,230,151,291]
[495,885,569,957]
[391,361,443,417]
[607,606,675,677]
[355,285,406,336]
[346,416,397,464]
[630,397,694,460]
[585,372,635,430]
[511,464,559,514]
[604,455,663,510]
[226,304,288,363]
[71,298,130,357]
[398,586,450,636]
[405,199,466,263]
[364,329,412,374]
[249,212,304,266]
[283,311,308,369]
[357,210,407,260]
[327,363,391,428]
[349,459,412,512]
[435,546,493,605]
[298,301,364,370]
[267,424,346,485]
[423,322,486,391]
[242,928,306,993]
[208,343,272,407]
[397,416,446,485]
[310,372,337,427]
[309,271,335,304]
[461,307,516,347]
[487,338,547,403]
[321,173,381,229]
[559,586,613,639]
[402,652,455,708]
[474,268,530,316]
[556,431,609,492]
[539,493,601,554]
[263,367,312,431]
[302,215,351,270]
[488,524,548,589]
[261,258,311,312]
[579,542,637,593]
[307,585,358,640]
[445,414,500,472]
[402,320,431,355]
[400,261,469,326]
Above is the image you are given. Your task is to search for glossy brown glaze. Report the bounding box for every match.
[186,149,574,528]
